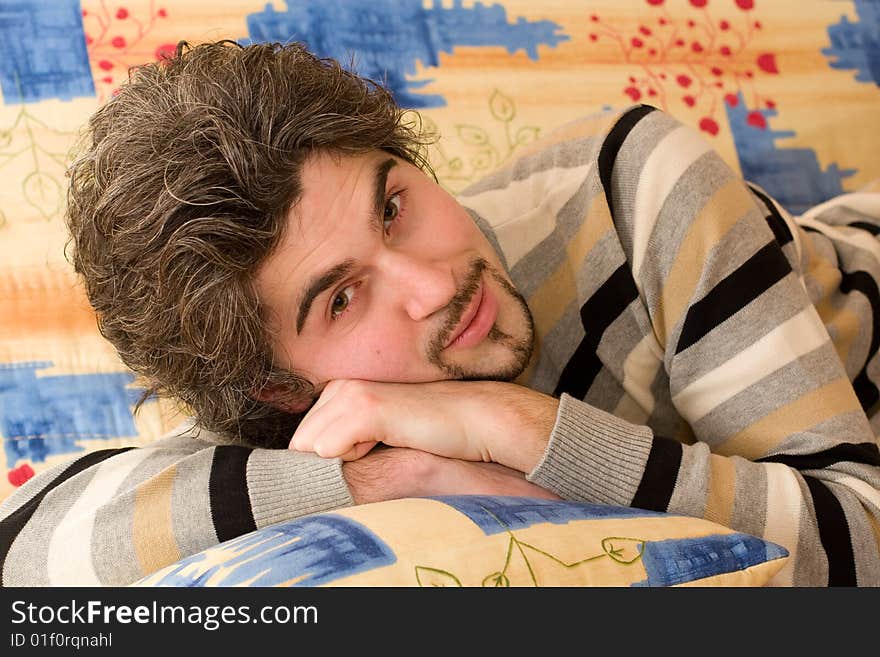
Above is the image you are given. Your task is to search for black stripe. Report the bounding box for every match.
[208,445,257,542]
[597,104,656,219]
[748,185,793,246]
[840,270,880,412]
[847,221,880,236]
[803,476,857,586]
[675,241,792,354]
[630,437,682,512]
[554,264,639,398]
[0,447,135,586]
[758,442,880,470]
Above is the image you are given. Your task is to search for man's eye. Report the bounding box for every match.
[383,194,401,234]
[330,285,356,320]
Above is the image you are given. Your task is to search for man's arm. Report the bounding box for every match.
[0,427,556,586]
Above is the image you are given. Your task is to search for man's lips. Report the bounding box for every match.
[444,278,498,349]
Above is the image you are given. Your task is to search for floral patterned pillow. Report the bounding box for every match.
[135,496,789,587]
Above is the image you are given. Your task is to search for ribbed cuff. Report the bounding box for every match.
[246,450,354,529]
[526,393,653,506]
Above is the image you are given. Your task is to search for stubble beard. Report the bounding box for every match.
[425,257,534,382]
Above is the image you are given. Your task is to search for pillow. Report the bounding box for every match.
[134,496,789,587]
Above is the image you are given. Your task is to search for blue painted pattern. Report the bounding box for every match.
[146,514,396,587]
[429,495,666,535]
[725,91,856,215]
[823,0,880,86]
[242,0,568,108]
[0,0,94,103]
[634,532,789,586]
[1,362,142,468]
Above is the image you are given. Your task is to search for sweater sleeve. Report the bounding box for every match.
[0,425,353,586]
[527,105,880,586]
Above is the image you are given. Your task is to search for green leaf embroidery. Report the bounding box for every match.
[515,126,541,146]
[456,124,490,146]
[489,90,516,123]
[415,566,462,587]
[482,571,510,587]
[602,537,645,564]
[23,171,61,220]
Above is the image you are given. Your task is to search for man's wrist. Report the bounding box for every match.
[341,446,432,504]
[469,382,559,474]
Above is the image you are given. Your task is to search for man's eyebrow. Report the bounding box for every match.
[294,157,398,334]
[295,259,356,334]
[371,157,398,229]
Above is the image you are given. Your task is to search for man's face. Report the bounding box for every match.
[254,149,534,400]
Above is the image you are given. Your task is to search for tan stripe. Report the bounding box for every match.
[133,465,181,576]
[655,179,755,346]
[803,234,860,364]
[716,378,864,458]
[704,454,737,527]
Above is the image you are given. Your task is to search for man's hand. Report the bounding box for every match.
[290,379,559,474]
[342,446,561,504]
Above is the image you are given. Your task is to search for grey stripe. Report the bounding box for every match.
[836,483,880,585]
[583,366,628,412]
[170,446,219,558]
[638,154,739,317]
[607,110,681,263]
[525,299,584,395]
[3,466,103,586]
[667,440,710,519]
[731,457,768,541]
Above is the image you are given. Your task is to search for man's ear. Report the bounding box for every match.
[251,385,314,415]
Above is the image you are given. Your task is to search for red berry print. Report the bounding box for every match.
[699,117,719,135]
[746,111,767,129]
[8,464,34,487]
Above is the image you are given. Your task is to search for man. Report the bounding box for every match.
[1,40,878,586]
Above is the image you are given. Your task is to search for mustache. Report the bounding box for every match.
[426,257,488,358]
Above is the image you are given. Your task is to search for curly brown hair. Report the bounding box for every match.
[65,40,434,447]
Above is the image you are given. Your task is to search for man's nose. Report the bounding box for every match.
[382,251,457,321]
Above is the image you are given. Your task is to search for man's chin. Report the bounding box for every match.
[436,337,532,382]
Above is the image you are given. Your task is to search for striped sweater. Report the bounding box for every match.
[2,105,879,586]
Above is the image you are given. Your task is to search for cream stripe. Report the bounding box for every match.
[462,162,594,268]
[47,449,154,586]
[799,192,880,223]
[631,124,713,281]
[798,214,880,262]
[133,465,181,577]
[613,332,664,422]
[763,462,803,586]
[831,474,880,512]
[673,308,831,422]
